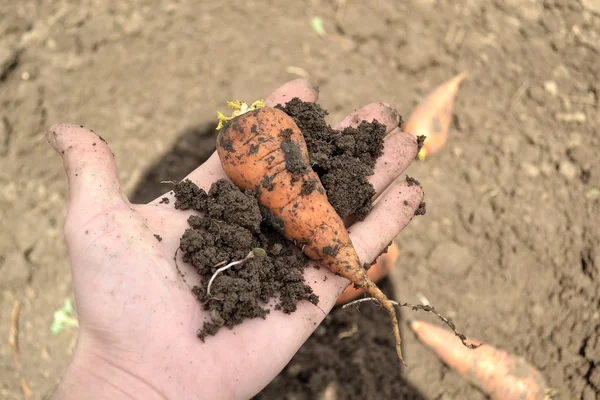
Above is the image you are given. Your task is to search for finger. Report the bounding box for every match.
[348,178,424,265]
[369,131,419,197]
[334,102,401,134]
[47,123,129,220]
[179,151,226,192]
[265,77,320,107]
[149,78,320,206]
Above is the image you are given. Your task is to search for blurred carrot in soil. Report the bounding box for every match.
[405,71,467,160]
[336,242,400,305]
[409,319,556,400]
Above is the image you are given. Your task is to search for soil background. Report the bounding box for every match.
[1,1,599,399]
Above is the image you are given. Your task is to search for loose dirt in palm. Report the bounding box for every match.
[173,178,318,339]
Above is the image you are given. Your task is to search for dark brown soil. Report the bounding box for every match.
[173,177,319,339]
[255,277,424,400]
[276,98,387,220]
[172,99,392,340]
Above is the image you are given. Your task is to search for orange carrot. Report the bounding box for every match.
[405,71,467,160]
[409,319,553,400]
[336,241,400,305]
[215,102,406,365]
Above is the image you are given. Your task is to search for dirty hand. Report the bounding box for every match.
[47,78,424,400]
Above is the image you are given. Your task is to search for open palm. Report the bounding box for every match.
[48,79,424,400]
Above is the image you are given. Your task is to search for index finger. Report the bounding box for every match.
[265,78,320,107]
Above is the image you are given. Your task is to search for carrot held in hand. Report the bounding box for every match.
[409,319,555,400]
[405,71,467,160]
[215,100,407,366]
[336,241,400,306]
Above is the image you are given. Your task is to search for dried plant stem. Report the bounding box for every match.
[20,378,31,398]
[9,301,21,369]
[342,297,480,350]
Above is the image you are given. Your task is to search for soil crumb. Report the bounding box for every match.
[415,135,426,154]
[405,175,421,187]
[276,98,387,220]
[174,178,319,339]
[415,201,426,216]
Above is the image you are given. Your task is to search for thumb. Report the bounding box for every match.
[47,123,129,225]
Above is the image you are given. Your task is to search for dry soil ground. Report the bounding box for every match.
[1,0,599,399]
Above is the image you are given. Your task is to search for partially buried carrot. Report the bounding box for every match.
[405,71,467,160]
[336,241,400,306]
[409,319,556,400]
[215,100,407,366]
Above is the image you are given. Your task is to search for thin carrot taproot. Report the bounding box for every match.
[215,101,407,365]
[336,241,400,306]
[409,319,556,400]
[405,71,468,160]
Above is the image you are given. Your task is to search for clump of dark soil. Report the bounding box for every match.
[276,98,387,220]
[173,98,394,339]
[173,178,319,339]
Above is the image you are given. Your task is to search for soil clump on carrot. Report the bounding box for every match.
[174,98,393,339]
[275,98,387,220]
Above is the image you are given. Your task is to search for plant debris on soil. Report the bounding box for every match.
[172,98,392,339]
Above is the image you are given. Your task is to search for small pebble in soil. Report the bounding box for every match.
[559,160,579,180]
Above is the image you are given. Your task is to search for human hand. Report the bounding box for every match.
[47,78,424,400]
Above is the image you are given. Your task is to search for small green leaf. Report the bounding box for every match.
[63,298,73,313]
[51,298,79,335]
[310,16,326,37]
